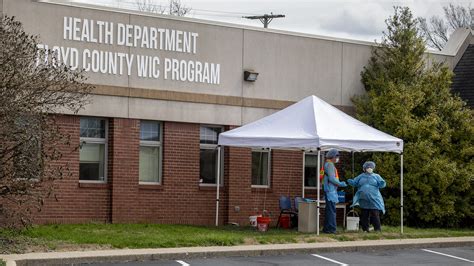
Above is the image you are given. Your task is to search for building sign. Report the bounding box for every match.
[36,17,221,85]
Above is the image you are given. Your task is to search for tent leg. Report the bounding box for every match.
[215,146,221,227]
[316,149,321,236]
[351,152,354,178]
[302,151,306,198]
[351,152,355,214]
[400,153,404,234]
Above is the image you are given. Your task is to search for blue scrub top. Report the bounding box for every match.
[348,173,386,213]
[323,161,346,203]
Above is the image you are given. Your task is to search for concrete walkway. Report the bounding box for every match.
[1,237,473,266]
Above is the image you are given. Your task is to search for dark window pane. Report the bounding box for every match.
[200,149,218,184]
[79,143,105,181]
[80,118,106,138]
[140,121,160,141]
[80,163,100,181]
[305,167,317,187]
[80,119,87,132]
[252,151,269,186]
[305,154,318,187]
[200,126,221,144]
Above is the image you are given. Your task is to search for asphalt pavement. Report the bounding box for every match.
[2,237,473,266]
[86,246,474,266]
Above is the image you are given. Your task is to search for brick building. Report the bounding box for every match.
[2,0,473,226]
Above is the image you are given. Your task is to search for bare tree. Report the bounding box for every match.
[136,0,165,14]
[135,0,191,16]
[418,3,473,50]
[0,15,91,227]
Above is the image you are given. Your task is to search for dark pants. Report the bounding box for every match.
[323,195,337,233]
[361,208,381,232]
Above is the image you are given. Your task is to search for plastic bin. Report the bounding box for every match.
[338,191,345,203]
[256,216,271,232]
[249,215,261,227]
[279,216,290,229]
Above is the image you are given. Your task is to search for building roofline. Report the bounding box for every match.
[36,0,378,47]
[36,0,464,58]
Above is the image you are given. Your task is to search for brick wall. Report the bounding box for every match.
[35,115,110,224]
[226,146,252,225]
[28,116,350,227]
[226,149,305,226]
[109,118,140,223]
[134,121,227,225]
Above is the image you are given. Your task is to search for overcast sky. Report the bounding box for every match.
[75,0,473,44]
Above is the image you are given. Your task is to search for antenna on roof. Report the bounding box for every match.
[243,12,285,28]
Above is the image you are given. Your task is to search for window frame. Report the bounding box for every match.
[139,120,163,185]
[199,125,224,187]
[251,148,271,188]
[79,117,108,183]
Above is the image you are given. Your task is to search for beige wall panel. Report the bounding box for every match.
[426,53,453,69]
[242,30,343,105]
[5,0,131,88]
[127,16,244,97]
[5,0,463,125]
[63,94,130,118]
[5,0,244,96]
[341,43,372,106]
[128,98,242,125]
[241,107,280,125]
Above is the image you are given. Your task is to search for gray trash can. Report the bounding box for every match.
[298,201,317,233]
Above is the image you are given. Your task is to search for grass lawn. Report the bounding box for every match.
[1,223,473,254]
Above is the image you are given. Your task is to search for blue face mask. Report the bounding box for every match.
[366,168,373,174]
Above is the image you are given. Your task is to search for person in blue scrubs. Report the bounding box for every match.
[347,161,386,232]
[322,149,347,234]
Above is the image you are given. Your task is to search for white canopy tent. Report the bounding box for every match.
[215,95,404,234]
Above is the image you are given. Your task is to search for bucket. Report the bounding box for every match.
[257,216,271,232]
[279,216,290,229]
[249,215,261,227]
[346,210,359,231]
[347,217,360,231]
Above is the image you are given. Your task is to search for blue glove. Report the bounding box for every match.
[339,181,347,187]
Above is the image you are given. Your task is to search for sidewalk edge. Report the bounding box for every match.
[5,239,474,266]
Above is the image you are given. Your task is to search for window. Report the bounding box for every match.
[79,117,107,182]
[13,116,42,180]
[199,126,223,185]
[252,149,270,187]
[304,153,318,188]
[139,121,162,184]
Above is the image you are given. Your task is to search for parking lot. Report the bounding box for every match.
[88,246,474,265]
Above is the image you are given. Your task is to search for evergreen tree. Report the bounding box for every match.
[353,7,474,227]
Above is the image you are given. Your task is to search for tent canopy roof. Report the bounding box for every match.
[218,95,403,153]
